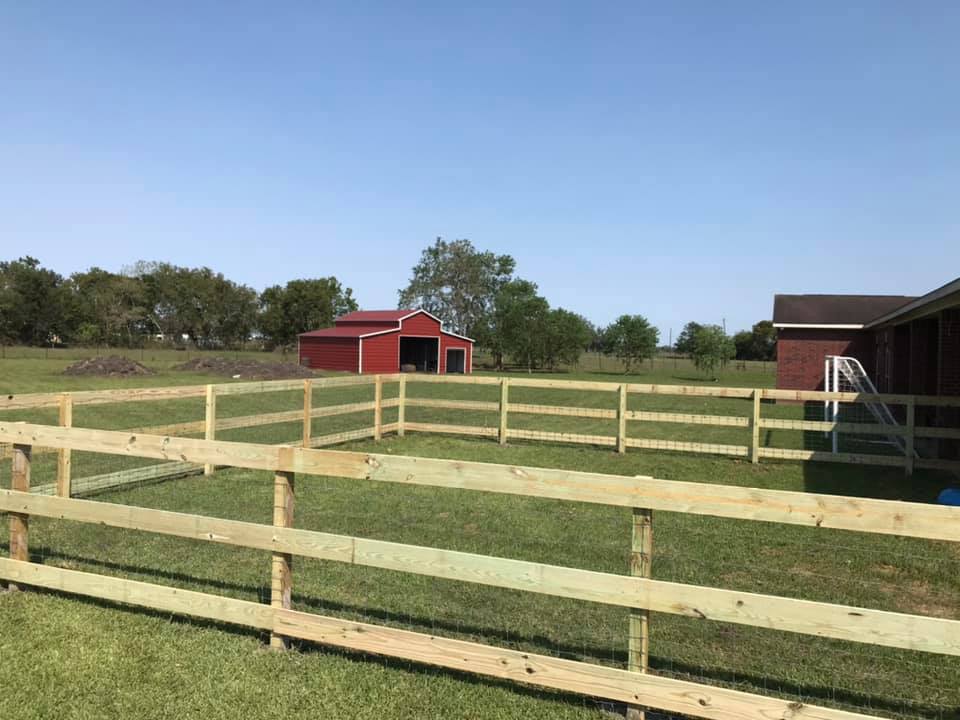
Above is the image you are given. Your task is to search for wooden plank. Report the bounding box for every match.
[6,420,960,543]
[761,388,960,407]
[509,402,615,420]
[8,444,30,591]
[758,447,906,467]
[405,398,500,412]
[625,410,749,427]
[625,437,748,457]
[617,384,627,454]
[404,374,501,386]
[627,507,652,720]
[271,470,295,649]
[273,608,881,720]
[750,390,760,464]
[499,378,509,445]
[508,428,617,447]
[302,380,312,448]
[758,418,906,436]
[57,393,73,497]
[373,375,383,441]
[4,490,960,655]
[626,383,755,399]
[0,558,273,629]
[33,460,199,497]
[397,375,406,437]
[308,427,378,448]
[204,384,216,476]
[404,422,499,439]
[0,385,208,411]
[0,557,879,720]
[904,398,915,477]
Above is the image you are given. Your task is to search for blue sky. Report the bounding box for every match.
[1,2,957,338]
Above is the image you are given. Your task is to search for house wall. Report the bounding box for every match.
[299,337,359,372]
[776,328,874,391]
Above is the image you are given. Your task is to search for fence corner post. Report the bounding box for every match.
[57,393,73,497]
[270,469,295,649]
[8,443,32,591]
[499,377,509,445]
[397,374,406,437]
[373,374,383,441]
[750,389,761,464]
[617,384,628,454]
[204,384,217,476]
[302,379,313,448]
[904,397,916,476]
[627,506,653,720]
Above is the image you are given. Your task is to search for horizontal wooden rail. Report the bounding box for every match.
[760,387,960,407]
[4,421,959,542]
[3,490,958,655]
[405,398,500,412]
[509,403,616,419]
[625,438,748,457]
[758,448,906,467]
[759,418,907,436]
[508,428,617,447]
[0,558,876,720]
[403,422,499,438]
[627,410,749,428]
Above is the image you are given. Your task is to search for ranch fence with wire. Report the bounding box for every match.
[1,374,960,720]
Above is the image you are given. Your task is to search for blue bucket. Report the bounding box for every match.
[937,488,960,506]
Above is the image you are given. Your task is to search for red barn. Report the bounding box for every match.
[298,309,474,374]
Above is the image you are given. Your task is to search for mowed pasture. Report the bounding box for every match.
[1,356,959,720]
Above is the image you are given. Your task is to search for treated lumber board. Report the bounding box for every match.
[43,461,198,496]
[6,490,960,655]
[373,375,383,441]
[761,388,960,407]
[0,385,209,411]
[8,445,30,590]
[0,557,879,720]
[509,378,624,392]
[626,383,755,399]
[273,608,879,720]
[405,374,501,386]
[757,448,905,467]
[507,428,617,447]
[404,422,499,438]
[750,391,760,464]
[628,507,653,720]
[204,385,216,476]
[624,438,748,458]
[302,380,312,448]
[57,394,72,497]
[308,427,378,448]
[271,470,295,649]
[625,410,748,427]
[617,385,627,454]
[758,418,906,436]
[397,375,406,436]
[405,398,500,412]
[509,402,616,419]
[499,379,509,445]
[0,558,273,629]
[6,421,960,542]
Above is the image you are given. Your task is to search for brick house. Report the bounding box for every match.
[772,276,960,396]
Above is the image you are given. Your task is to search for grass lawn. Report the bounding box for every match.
[1,357,959,720]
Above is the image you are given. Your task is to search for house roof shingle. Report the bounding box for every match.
[772,295,916,327]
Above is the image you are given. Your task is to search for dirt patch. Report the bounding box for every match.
[174,356,314,380]
[64,356,155,377]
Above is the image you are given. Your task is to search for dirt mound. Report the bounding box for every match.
[174,356,314,380]
[64,356,155,377]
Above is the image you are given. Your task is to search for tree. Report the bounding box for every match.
[477,279,549,372]
[674,321,702,355]
[691,324,735,379]
[733,330,754,361]
[259,278,358,350]
[398,238,514,336]
[542,309,594,370]
[733,320,777,361]
[0,257,70,345]
[69,268,149,346]
[601,315,659,373]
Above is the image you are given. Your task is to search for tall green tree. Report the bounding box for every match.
[398,238,514,336]
[542,309,594,370]
[601,315,660,373]
[674,321,702,354]
[259,278,358,350]
[0,257,70,345]
[691,324,735,379]
[476,279,549,372]
[69,268,149,346]
[733,320,777,361]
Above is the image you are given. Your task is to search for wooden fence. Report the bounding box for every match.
[3,374,959,500]
[1,418,959,720]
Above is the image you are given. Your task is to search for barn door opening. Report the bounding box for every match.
[399,337,439,372]
[446,348,465,374]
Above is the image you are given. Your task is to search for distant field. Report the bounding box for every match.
[1,356,958,720]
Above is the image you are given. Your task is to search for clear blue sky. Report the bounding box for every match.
[2,2,957,338]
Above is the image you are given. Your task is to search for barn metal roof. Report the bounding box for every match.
[298,308,475,342]
[298,325,393,338]
[336,310,414,322]
[772,294,916,329]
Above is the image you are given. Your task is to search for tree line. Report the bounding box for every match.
[0,257,357,350]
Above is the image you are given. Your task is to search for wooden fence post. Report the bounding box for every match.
[904,397,916,477]
[397,374,406,437]
[750,389,761,464]
[204,384,217,476]
[9,444,31,591]
[302,379,313,448]
[374,374,383,441]
[270,469,295,649]
[499,378,509,445]
[57,393,73,497]
[627,506,653,720]
[617,384,627,454]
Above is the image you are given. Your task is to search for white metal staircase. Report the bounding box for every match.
[823,355,913,455]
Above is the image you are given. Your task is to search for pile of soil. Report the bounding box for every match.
[64,356,155,377]
[174,356,314,380]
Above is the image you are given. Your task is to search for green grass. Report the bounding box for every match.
[1,358,959,720]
